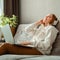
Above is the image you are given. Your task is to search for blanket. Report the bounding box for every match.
[0,55,60,60]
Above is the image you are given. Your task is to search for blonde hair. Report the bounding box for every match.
[50,14,57,24]
[52,14,57,20]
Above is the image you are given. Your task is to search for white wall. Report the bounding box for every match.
[20,0,60,24]
[0,0,4,16]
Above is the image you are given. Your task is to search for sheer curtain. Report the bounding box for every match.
[0,0,4,16]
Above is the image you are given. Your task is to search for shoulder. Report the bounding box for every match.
[48,25,59,33]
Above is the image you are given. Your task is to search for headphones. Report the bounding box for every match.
[53,20,59,26]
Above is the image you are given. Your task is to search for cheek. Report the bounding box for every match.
[43,20,46,23]
[47,19,53,23]
[45,20,50,23]
[44,17,47,20]
[47,20,50,23]
[50,19,54,23]
[43,18,47,22]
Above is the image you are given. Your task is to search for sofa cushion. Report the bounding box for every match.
[51,21,60,55]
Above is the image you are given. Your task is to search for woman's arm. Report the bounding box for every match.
[20,41,32,45]
[25,19,44,33]
[35,19,44,25]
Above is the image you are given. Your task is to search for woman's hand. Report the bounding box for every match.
[35,19,44,25]
[20,41,31,45]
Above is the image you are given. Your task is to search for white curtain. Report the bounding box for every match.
[0,0,4,40]
[0,0,4,16]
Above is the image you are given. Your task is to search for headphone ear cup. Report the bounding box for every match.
[53,20,59,26]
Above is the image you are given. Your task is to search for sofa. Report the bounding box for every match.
[14,21,60,55]
[0,55,60,60]
[0,21,60,60]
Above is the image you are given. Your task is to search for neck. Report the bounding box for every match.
[44,23,50,26]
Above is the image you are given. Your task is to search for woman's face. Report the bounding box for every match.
[43,14,54,24]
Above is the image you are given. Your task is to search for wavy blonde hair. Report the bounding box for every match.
[49,14,57,24]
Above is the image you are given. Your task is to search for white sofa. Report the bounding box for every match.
[0,21,60,60]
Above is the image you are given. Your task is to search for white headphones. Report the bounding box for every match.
[53,20,59,26]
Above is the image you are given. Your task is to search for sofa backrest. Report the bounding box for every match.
[51,21,60,55]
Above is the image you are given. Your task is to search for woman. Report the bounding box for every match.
[0,14,59,55]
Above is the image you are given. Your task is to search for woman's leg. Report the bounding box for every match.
[0,43,8,55]
[0,43,43,55]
